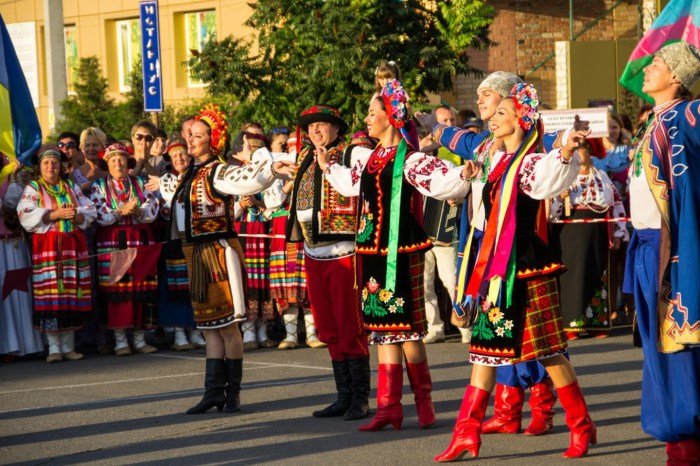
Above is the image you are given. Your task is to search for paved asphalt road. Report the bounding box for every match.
[0,327,664,465]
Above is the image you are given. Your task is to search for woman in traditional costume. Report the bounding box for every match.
[90,142,160,356]
[433,83,597,462]
[17,145,96,362]
[156,139,196,351]
[152,104,295,414]
[318,80,472,431]
[1,157,43,358]
[551,139,628,339]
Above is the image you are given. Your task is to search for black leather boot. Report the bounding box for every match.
[186,358,226,414]
[224,358,242,413]
[344,356,371,420]
[312,359,351,417]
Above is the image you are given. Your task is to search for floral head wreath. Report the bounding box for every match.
[101,142,133,161]
[381,79,410,129]
[196,104,229,157]
[380,79,419,150]
[509,82,540,131]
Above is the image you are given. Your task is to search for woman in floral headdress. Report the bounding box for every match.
[432,83,598,462]
[318,80,472,432]
[149,104,295,415]
[17,145,96,362]
[90,142,161,356]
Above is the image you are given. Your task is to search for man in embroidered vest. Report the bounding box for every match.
[623,42,700,464]
[287,105,371,421]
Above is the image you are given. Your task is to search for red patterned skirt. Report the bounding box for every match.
[96,223,158,329]
[31,230,91,333]
[235,220,274,321]
[268,215,306,312]
[469,276,567,366]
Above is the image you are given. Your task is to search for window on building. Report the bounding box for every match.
[185,10,216,87]
[64,25,78,93]
[116,18,141,92]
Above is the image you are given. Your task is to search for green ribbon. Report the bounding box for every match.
[505,246,516,308]
[384,139,408,293]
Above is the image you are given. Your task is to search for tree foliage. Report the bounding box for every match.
[54,57,201,141]
[188,0,494,131]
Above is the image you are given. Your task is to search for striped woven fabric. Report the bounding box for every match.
[31,230,91,313]
[163,240,189,299]
[268,215,306,311]
[235,220,270,301]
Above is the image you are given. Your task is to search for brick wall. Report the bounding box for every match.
[454,0,641,111]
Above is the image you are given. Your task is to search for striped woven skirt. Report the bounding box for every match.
[235,220,274,321]
[96,223,158,329]
[468,276,568,366]
[269,215,306,312]
[31,230,91,333]
[181,238,247,329]
[157,239,194,327]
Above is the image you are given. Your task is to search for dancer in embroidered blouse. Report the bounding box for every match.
[17,145,96,362]
[319,80,472,431]
[622,42,700,465]
[432,83,597,462]
[90,142,160,356]
[152,104,295,415]
[427,72,561,438]
[550,139,628,339]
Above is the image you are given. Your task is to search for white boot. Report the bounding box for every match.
[278,307,299,350]
[256,320,275,348]
[459,327,472,344]
[242,321,258,350]
[189,328,206,348]
[132,330,157,354]
[304,309,326,348]
[172,327,194,351]
[59,331,84,360]
[46,333,62,363]
[114,330,131,356]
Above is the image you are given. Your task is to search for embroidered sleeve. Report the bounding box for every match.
[89,180,119,226]
[263,179,286,210]
[611,184,629,241]
[324,146,372,197]
[159,172,180,203]
[404,152,470,200]
[519,149,581,200]
[17,183,51,233]
[432,124,487,160]
[70,181,97,229]
[137,179,160,224]
[549,196,564,220]
[212,154,276,196]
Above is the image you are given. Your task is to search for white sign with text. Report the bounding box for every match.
[540,108,609,138]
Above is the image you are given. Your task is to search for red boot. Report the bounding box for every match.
[481,383,524,434]
[666,439,700,466]
[524,380,556,436]
[359,363,403,431]
[434,386,490,462]
[406,359,436,428]
[557,380,597,458]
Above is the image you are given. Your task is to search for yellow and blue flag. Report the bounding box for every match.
[0,14,42,182]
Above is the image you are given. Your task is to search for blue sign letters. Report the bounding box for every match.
[139,1,163,112]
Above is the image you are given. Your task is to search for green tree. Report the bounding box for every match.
[56,56,115,136]
[188,0,494,131]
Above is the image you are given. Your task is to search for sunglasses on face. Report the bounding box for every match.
[134,133,155,142]
[270,127,290,136]
[57,141,77,149]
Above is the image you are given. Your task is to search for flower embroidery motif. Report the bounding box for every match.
[488,308,504,324]
[472,305,514,341]
[357,200,375,243]
[361,276,405,318]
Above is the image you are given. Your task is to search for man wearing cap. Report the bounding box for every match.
[623,42,700,463]
[418,71,560,437]
[287,105,371,421]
